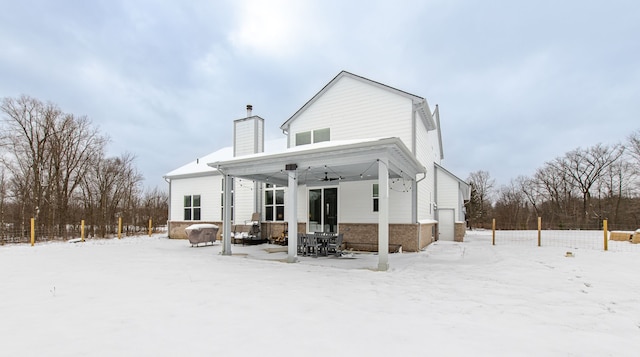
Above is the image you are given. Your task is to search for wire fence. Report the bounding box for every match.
[0,218,167,246]
[491,218,640,252]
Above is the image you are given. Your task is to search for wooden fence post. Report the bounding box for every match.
[537,217,542,247]
[492,218,496,246]
[81,220,85,242]
[603,219,608,251]
[118,217,122,239]
[30,218,35,246]
[148,218,152,237]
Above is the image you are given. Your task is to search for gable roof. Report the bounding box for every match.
[164,138,287,180]
[433,104,445,160]
[434,163,471,201]
[280,70,436,132]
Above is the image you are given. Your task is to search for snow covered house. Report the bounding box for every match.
[164,71,469,270]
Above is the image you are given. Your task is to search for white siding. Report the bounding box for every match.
[233,178,255,223]
[234,117,263,156]
[169,175,221,221]
[436,168,463,221]
[339,181,412,224]
[288,76,414,148]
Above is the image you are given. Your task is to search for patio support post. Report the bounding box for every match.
[222,173,232,256]
[286,168,298,263]
[378,157,390,271]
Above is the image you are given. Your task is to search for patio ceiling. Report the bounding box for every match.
[208,137,426,186]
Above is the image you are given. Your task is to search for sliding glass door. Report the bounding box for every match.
[308,187,338,233]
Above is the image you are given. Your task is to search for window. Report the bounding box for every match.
[184,195,201,220]
[264,183,285,221]
[221,178,234,220]
[295,128,330,146]
[372,184,379,212]
[313,128,330,143]
[296,131,311,146]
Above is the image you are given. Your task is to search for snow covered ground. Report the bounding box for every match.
[1,231,639,356]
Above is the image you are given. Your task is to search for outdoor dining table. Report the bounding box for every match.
[302,233,338,256]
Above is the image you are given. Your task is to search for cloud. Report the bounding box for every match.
[228,0,325,59]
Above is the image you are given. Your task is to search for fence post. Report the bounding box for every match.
[148,218,152,237]
[537,217,542,247]
[603,219,608,251]
[30,218,35,246]
[81,220,85,242]
[492,218,496,246]
[118,217,122,239]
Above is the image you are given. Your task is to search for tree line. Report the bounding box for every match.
[0,95,168,240]
[466,130,640,231]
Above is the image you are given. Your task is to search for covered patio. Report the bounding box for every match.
[210,137,426,271]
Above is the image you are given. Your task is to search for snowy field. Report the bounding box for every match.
[1,231,639,356]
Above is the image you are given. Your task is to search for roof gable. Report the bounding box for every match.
[280,71,436,131]
[435,163,471,200]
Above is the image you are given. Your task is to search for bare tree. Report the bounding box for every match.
[627,130,640,166]
[0,95,166,242]
[47,113,107,237]
[1,96,59,230]
[466,170,495,228]
[494,180,527,229]
[534,161,577,227]
[80,153,143,237]
[0,167,7,240]
[553,144,624,227]
[141,186,168,231]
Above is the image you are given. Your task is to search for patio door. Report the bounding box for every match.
[308,187,338,233]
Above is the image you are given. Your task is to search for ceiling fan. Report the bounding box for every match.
[319,172,340,181]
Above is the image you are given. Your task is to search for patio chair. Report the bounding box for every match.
[297,233,307,255]
[327,233,343,256]
[231,225,249,245]
[306,234,322,258]
[245,212,261,240]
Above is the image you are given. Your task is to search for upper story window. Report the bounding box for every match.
[184,195,201,220]
[295,128,330,146]
[296,131,311,146]
[264,183,285,221]
[313,128,330,143]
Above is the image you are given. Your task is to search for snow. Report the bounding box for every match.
[1,231,639,356]
[164,138,287,178]
[185,223,219,231]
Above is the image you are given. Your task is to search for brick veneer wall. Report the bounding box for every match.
[454,222,466,242]
[419,223,435,250]
[169,220,440,252]
[338,223,436,252]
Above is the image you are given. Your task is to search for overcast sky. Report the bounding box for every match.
[1,0,638,189]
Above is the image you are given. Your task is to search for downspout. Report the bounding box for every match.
[164,177,171,238]
[414,171,426,250]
